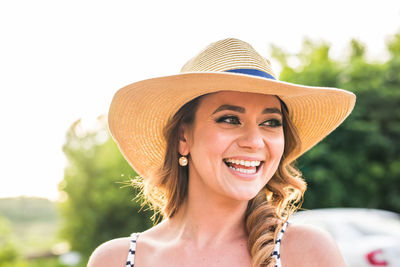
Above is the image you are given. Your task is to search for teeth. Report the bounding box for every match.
[224,158,261,167]
[228,166,257,174]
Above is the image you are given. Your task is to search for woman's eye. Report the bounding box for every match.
[216,115,241,125]
[261,119,282,127]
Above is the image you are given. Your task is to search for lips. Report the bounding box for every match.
[223,158,264,174]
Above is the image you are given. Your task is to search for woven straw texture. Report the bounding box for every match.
[108,38,356,178]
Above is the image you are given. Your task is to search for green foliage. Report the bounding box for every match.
[59,116,153,258]
[272,33,400,213]
[0,197,61,257]
[0,197,58,223]
[0,216,19,265]
[0,257,86,267]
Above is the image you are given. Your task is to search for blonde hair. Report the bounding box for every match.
[134,95,307,267]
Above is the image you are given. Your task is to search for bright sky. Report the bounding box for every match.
[1,0,399,201]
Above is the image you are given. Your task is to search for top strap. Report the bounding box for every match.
[272,221,290,267]
[126,233,139,267]
[125,223,289,267]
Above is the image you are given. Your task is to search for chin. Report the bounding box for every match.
[226,187,262,202]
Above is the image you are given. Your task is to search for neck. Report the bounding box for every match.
[164,175,249,249]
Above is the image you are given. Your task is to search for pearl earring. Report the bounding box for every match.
[179,156,188,166]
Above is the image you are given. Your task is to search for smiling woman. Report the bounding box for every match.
[179,92,286,202]
[88,38,355,267]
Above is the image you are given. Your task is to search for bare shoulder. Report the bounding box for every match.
[87,237,131,267]
[280,223,346,267]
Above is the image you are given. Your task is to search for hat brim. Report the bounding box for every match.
[108,72,356,178]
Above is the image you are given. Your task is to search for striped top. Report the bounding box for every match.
[126,232,138,267]
[126,221,289,267]
[272,220,289,267]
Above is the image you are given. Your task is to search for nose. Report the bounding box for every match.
[237,124,265,150]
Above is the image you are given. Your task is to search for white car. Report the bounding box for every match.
[290,208,400,267]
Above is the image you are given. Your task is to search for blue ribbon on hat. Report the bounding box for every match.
[225,68,276,80]
[224,68,288,112]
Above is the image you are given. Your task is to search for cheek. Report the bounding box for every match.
[192,126,233,157]
[262,135,285,183]
[267,134,285,165]
[275,135,285,157]
[188,127,231,183]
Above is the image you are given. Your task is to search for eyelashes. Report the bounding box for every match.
[216,115,241,124]
[215,115,282,127]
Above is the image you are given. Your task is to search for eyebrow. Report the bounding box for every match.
[262,108,282,116]
[212,104,282,116]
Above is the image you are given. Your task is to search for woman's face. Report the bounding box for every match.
[179,91,285,201]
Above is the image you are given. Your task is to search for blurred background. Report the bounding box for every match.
[1,0,399,266]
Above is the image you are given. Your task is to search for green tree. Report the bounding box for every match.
[271,33,400,212]
[59,116,153,259]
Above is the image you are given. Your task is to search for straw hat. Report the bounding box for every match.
[108,38,356,178]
